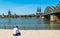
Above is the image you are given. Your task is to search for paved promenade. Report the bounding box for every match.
[0,29,60,38]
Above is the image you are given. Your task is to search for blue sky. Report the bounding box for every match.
[0,0,60,15]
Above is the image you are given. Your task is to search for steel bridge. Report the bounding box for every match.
[43,2,60,21]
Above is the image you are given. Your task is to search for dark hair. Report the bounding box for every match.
[16,26,18,28]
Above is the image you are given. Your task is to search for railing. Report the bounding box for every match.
[0,24,60,30]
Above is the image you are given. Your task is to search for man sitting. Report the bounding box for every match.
[13,26,21,36]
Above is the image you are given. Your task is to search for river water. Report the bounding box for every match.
[0,18,60,30]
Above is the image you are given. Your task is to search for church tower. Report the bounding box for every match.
[8,10,11,15]
[36,7,42,17]
[8,10,11,17]
[37,7,41,13]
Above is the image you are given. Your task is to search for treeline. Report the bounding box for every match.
[0,14,41,18]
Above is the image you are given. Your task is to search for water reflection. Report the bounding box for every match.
[50,21,60,30]
[8,18,11,25]
[0,18,60,30]
[50,22,54,29]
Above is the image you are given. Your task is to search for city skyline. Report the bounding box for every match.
[0,0,60,15]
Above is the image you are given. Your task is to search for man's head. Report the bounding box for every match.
[16,26,18,28]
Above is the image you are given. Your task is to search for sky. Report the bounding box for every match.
[0,0,60,15]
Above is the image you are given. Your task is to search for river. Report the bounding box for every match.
[0,18,60,30]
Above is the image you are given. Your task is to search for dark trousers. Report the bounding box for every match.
[13,32,21,36]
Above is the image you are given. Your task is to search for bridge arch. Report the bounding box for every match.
[55,2,60,12]
[44,6,56,15]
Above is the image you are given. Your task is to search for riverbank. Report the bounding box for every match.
[0,29,60,38]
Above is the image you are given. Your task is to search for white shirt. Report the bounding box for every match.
[13,28,19,34]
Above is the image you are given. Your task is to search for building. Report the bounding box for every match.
[8,10,11,16]
[36,7,42,17]
[8,10,11,17]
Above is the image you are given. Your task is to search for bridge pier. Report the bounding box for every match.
[41,16,45,18]
[50,15,60,21]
